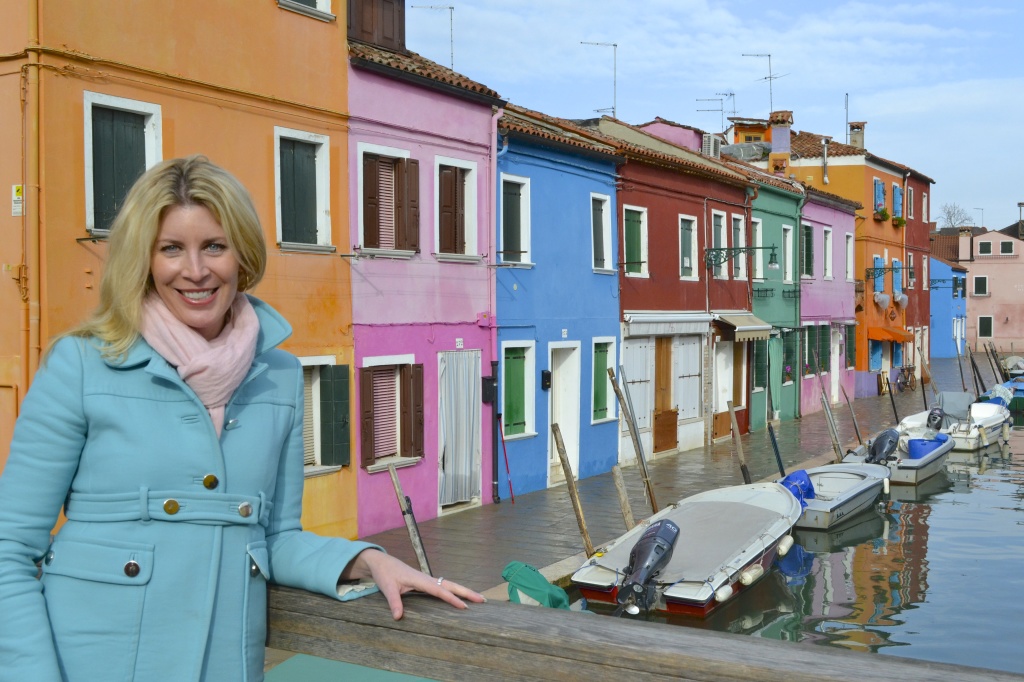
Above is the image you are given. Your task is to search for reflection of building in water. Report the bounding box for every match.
[766,499,934,652]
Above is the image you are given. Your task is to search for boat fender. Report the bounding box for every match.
[883,478,890,495]
[1002,422,1011,442]
[714,585,734,603]
[979,425,989,447]
[739,564,764,586]
[777,534,794,557]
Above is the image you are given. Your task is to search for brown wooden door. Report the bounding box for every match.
[653,337,677,453]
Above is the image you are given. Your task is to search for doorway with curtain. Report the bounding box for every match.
[438,350,481,509]
[548,344,581,486]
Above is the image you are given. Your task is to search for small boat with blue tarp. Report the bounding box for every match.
[778,463,890,530]
[844,428,953,485]
[900,390,1012,451]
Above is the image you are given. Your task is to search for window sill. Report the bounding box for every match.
[499,261,535,269]
[782,380,794,386]
[679,275,700,282]
[304,464,343,478]
[503,431,537,442]
[279,242,337,254]
[594,268,617,275]
[367,456,422,474]
[625,272,650,279]
[752,387,764,394]
[591,416,617,426]
[435,253,484,264]
[971,292,990,297]
[277,0,336,22]
[823,276,834,281]
[357,247,416,260]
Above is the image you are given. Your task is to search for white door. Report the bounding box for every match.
[548,344,581,486]
[714,340,734,413]
[619,338,653,464]
[438,350,481,508]
[830,328,841,403]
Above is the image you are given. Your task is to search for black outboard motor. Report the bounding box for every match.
[617,519,680,613]
[926,407,945,431]
[866,428,900,464]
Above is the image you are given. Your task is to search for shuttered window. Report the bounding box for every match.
[624,208,644,275]
[979,316,993,338]
[593,342,611,420]
[359,364,423,467]
[800,224,814,277]
[752,340,767,389]
[846,325,856,368]
[363,154,419,251]
[818,326,830,373]
[91,106,146,232]
[348,0,405,50]
[869,340,882,371]
[280,138,318,244]
[301,365,350,468]
[732,216,745,279]
[503,347,527,435]
[873,179,885,212]
[675,336,702,420]
[873,256,885,293]
[592,197,606,269]
[893,260,903,295]
[501,179,523,263]
[303,367,316,465]
[679,217,695,277]
[439,165,466,254]
[893,185,903,218]
[783,330,798,381]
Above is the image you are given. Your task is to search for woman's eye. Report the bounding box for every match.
[159,244,181,253]
[206,242,228,253]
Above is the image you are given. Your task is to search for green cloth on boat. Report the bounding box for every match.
[501,561,570,609]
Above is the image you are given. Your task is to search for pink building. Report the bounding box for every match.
[960,227,1024,352]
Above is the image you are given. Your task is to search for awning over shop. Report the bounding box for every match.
[867,326,914,342]
[623,311,712,337]
[715,313,772,342]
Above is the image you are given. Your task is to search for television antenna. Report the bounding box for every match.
[412,5,455,69]
[581,41,618,118]
[716,91,737,117]
[696,98,724,130]
[741,53,787,113]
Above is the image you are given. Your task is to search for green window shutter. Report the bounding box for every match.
[753,340,768,389]
[801,225,814,277]
[320,365,350,467]
[592,198,605,269]
[624,209,642,274]
[92,106,146,232]
[846,324,856,368]
[783,330,798,379]
[979,317,993,337]
[818,326,830,373]
[502,180,522,263]
[280,138,318,244]
[503,347,526,435]
[680,220,693,277]
[593,343,609,420]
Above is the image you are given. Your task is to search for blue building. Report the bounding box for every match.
[495,104,622,495]
[929,255,967,358]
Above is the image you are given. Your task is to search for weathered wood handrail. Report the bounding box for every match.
[267,585,1023,682]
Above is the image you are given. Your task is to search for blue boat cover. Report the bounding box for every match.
[780,470,815,509]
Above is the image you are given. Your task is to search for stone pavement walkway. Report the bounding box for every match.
[363,357,990,596]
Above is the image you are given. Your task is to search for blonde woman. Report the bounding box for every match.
[0,156,482,681]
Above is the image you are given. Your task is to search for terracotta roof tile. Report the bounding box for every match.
[805,185,863,212]
[349,41,501,101]
[500,104,619,157]
[788,130,935,184]
[930,233,960,262]
[719,155,802,196]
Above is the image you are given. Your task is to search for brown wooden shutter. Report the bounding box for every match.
[399,365,413,457]
[455,168,466,253]
[438,166,456,253]
[359,367,375,467]
[412,364,424,458]
[396,158,420,251]
[363,154,380,248]
[348,0,376,45]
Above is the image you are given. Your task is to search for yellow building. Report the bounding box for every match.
[0,0,358,537]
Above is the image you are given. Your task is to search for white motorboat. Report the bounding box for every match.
[899,390,1011,451]
[844,429,954,485]
[570,482,801,618]
[778,463,891,530]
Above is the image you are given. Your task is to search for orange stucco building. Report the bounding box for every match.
[1,0,358,537]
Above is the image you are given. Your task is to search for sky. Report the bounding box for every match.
[406,0,1024,230]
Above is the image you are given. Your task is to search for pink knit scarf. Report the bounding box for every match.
[140,292,259,437]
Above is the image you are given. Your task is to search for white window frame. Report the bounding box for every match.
[973,275,989,296]
[83,91,163,233]
[711,210,728,280]
[274,126,332,249]
[591,192,613,273]
[434,155,478,259]
[978,241,993,255]
[823,227,833,280]
[731,214,747,280]
[623,204,649,278]
[501,340,536,439]
[907,253,915,289]
[752,218,764,280]
[978,315,994,339]
[591,337,617,425]
[907,186,915,219]
[923,258,929,291]
[277,0,335,22]
[679,214,699,281]
[922,192,928,223]
[845,233,855,282]
[782,224,794,283]
[1000,240,1014,255]
[499,172,532,265]
[356,141,412,256]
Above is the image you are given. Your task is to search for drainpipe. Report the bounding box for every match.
[490,107,503,503]
[24,0,41,390]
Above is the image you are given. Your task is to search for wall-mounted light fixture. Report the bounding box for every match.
[704,245,779,269]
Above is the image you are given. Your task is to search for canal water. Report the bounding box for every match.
[576,359,1024,676]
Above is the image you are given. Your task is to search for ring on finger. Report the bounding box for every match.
[436,576,444,587]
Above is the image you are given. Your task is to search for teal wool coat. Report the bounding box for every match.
[0,297,378,681]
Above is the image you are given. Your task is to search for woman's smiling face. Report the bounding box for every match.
[150,204,239,340]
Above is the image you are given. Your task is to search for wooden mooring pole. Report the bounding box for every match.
[607,367,659,513]
[727,400,752,484]
[387,464,432,576]
[552,423,595,557]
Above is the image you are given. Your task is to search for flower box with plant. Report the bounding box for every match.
[783,365,794,383]
[892,216,906,227]
[873,207,890,221]
[803,363,814,377]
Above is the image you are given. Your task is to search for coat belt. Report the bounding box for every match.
[64,487,272,526]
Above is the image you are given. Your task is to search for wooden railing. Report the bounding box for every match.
[267,586,1022,682]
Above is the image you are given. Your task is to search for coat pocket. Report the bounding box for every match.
[41,537,154,682]
[243,540,269,680]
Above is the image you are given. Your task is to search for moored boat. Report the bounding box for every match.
[899,390,1011,452]
[844,428,953,485]
[570,482,801,618]
[778,463,890,530]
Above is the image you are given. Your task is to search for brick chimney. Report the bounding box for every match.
[768,110,793,175]
[849,121,866,149]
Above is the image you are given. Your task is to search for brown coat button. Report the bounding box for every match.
[163,499,180,515]
[203,474,219,490]
[238,502,253,518]
[124,560,141,578]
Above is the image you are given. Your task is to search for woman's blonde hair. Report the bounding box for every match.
[58,155,266,360]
